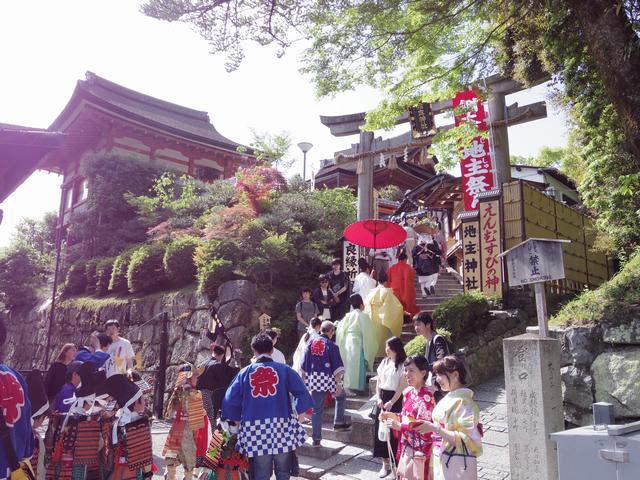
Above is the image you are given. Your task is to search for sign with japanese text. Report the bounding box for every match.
[408,102,435,139]
[503,239,567,286]
[453,89,496,210]
[479,198,503,298]
[258,313,272,331]
[462,219,482,292]
[343,240,359,283]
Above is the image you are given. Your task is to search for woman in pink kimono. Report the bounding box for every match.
[382,354,436,480]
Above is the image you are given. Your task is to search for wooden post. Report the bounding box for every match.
[534,282,549,338]
[154,311,169,419]
[487,91,511,186]
[357,131,374,221]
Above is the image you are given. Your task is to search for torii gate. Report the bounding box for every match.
[320,74,548,220]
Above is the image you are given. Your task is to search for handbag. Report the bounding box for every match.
[396,445,426,480]
[438,441,477,480]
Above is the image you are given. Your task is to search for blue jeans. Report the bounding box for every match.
[249,452,292,480]
[311,389,346,441]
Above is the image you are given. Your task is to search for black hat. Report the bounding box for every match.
[26,370,49,418]
[0,313,6,347]
[104,374,142,409]
[76,362,95,398]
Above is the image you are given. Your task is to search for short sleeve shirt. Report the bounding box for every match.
[105,337,135,377]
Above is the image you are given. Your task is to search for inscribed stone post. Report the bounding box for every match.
[503,333,564,480]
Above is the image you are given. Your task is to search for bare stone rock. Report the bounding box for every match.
[602,320,640,345]
[565,326,595,367]
[218,300,253,331]
[560,366,594,411]
[218,280,257,306]
[591,349,640,419]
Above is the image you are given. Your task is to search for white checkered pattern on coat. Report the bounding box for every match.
[305,372,336,393]
[237,416,307,458]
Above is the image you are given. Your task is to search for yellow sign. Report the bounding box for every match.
[258,313,272,331]
[479,198,503,299]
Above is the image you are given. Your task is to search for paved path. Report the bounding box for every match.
[150,375,510,480]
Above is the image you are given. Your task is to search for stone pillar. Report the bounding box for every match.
[357,131,374,221]
[503,333,564,480]
[488,92,511,186]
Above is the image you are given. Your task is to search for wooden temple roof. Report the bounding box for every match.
[0,123,65,202]
[396,173,463,212]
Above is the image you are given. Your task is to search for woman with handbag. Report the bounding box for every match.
[373,337,407,477]
[414,355,482,480]
[382,354,436,480]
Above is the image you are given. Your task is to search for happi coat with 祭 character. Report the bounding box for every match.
[301,335,344,393]
[221,356,313,458]
[335,309,379,391]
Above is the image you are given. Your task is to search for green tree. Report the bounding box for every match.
[11,211,57,257]
[238,130,292,170]
[0,244,46,310]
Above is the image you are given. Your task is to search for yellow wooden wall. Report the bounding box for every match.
[501,181,610,292]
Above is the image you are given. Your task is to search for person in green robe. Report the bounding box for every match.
[336,294,381,393]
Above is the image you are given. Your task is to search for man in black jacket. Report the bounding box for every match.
[413,311,450,401]
[196,344,239,431]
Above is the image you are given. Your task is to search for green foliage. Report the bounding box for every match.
[433,293,490,340]
[511,146,568,169]
[63,260,87,296]
[84,258,101,295]
[0,244,47,310]
[551,248,640,327]
[95,258,114,297]
[405,335,427,357]
[109,249,135,294]
[270,311,298,359]
[195,239,242,267]
[377,185,404,202]
[67,153,162,257]
[11,211,57,258]
[240,130,293,170]
[127,244,167,294]
[164,236,200,286]
[197,258,234,298]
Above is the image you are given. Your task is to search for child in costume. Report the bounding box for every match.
[163,364,208,480]
[104,374,154,480]
[199,420,248,480]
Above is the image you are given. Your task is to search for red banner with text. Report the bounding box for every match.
[453,89,496,210]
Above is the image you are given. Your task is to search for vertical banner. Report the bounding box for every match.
[453,89,496,210]
[479,196,503,298]
[343,240,359,284]
[460,215,482,292]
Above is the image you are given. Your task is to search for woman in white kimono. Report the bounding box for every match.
[336,294,380,393]
[352,258,377,305]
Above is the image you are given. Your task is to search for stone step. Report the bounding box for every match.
[297,437,345,459]
[302,416,375,447]
[297,444,368,480]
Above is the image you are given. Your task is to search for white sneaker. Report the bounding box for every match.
[378,465,391,478]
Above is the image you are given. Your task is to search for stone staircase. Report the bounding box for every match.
[297,272,463,478]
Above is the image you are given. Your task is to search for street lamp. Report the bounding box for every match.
[297,141,313,181]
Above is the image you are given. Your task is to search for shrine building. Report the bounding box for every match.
[37,72,254,227]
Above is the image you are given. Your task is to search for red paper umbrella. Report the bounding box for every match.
[343,220,407,249]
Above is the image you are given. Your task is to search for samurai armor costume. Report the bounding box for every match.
[163,382,207,479]
[198,428,248,480]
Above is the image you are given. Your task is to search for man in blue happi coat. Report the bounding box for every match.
[222,333,313,480]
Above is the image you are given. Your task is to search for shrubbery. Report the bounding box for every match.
[62,260,87,296]
[109,249,135,293]
[164,236,199,286]
[95,258,114,297]
[0,244,46,310]
[404,328,453,356]
[84,258,101,295]
[433,292,489,340]
[127,244,166,293]
[197,258,234,298]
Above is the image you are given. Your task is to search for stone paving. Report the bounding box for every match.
[149,375,511,480]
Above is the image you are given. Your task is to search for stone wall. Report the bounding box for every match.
[531,320,640,426]
[461,309,532,385]
[2,280,258,392]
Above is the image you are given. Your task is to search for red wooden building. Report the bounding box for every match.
[38,72,254,226]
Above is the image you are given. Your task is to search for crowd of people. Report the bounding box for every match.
[0,245,483,480]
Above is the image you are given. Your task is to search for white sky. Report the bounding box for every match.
[0,0,568,247]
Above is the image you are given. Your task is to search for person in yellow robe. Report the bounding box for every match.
[364,283,404,357]
[336,294,380,393]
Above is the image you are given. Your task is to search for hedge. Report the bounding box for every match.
[127,244,166,293]
[404,328,452,357]
[95,258,114,297]
[197,257,234,298]
[164,236,199,286]
[194,239,242,266]
[109,249,134,294]
[432,293,490,338]
[62,260,87,296]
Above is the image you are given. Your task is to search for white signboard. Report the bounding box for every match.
[503,239,568,286]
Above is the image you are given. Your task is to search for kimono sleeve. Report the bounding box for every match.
[221,369,244,421]
[329,344,345,376]
[286,367,313,414]
[360,312,380,371]
[448,398,483,457]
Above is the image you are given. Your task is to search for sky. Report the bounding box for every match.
[0,0,569,248]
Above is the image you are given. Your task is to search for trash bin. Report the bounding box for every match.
[551,421,640,479]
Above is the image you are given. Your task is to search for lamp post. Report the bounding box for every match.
[297,141,313,181]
